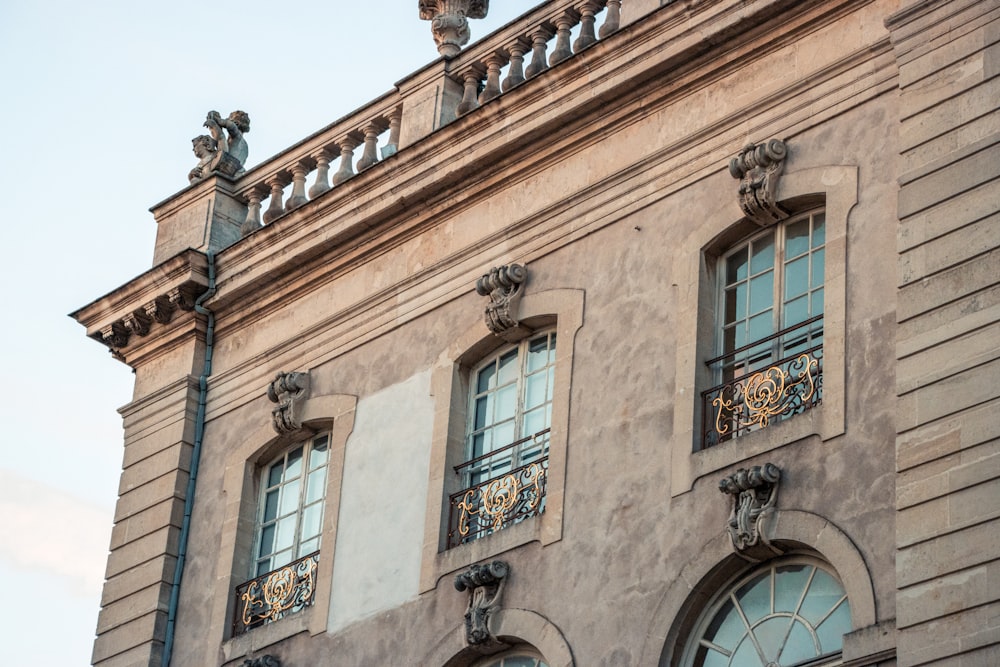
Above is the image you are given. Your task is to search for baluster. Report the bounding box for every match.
[308,151,331,199]
[502,40,528,91]
[599,0,621,38]
[456,69,482,116]
[357,124,382,172]
[240,188,264,237]
[549,14,576,65]
[262,178,286,224]
[524,27,553,79]
[332,138,359,186]
[382,107,402,159]
[285,163,309,211]
[478,54,504,104]
[574,2,599,52]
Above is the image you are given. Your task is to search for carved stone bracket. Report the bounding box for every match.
[243,656,280,667]
[267,371,311,434]
[476,263,528,342]
[454,560,509,650]
[719,463,781,555]
[419,0,490,57]
[729,139,789,226]
[90,280,206,352]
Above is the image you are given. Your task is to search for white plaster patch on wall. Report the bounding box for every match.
[327,369,434,633]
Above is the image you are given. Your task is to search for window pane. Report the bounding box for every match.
[306,468,326,504]
[726,247,748,284]
[812,212,826,247]
[495,384,517,421]
[780,621,818,665]
[784,256,808,300]
[783,296,808,329]
[477,362,497,393]
[474,395,491,430]
[816,599,851,653]
[524,372,548,409]
[748,312,773,346]
[493,421,516,450]
[471,431,490,459]
[256,558,272,576]
[774,564,811,613]
[272,549,292,570]
[750,233,775,274]
[497,350,519,385]
[785,218,810,258]
[526,336,550,372]
[811,247,825,288]
[811,288,824,317]
[308,437,329,470]
[754,616,788,659]
[263,490,279,523]
[298,537,319,556]
[267,461,284,488]
[258,524,275,558]
[278,479,301,516]
[275,516,296,551]
[286,447,304,479]
[299,503,323,543]
[548,334,557,361]
[522,406,548,438]
[735,572,771,624]
[800,570,845,626]
[724,283,747,325]
[704,597,742,649]
[748,271,774,316]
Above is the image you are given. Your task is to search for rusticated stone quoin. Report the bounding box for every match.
[454,560,509,649]
[729,139,789,226]
[719,463,781,554]
[267,371,311,434]
[419,0,489,57]
[476,263,528,341]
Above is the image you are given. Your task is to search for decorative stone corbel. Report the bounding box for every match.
[144,296,176,325]
[243,656,280,667]
[122,310,152,337]
[100,322,130,349]
[419,0,490,58]
[167,284,201,311]
[267,371,311,434]
[476,263,528,342]
[719,463,781,554]
[729,139,789,226]
[454,560,509,649]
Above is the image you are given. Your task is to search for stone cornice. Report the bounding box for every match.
[205,0,880,318]
[70,249,210,362]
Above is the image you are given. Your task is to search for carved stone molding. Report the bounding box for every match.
[729,139,789,226]
[243,656,280,667]
[419,0,489,57]
[719,463,781,554]
[476,263,528,341]
[267,371,311,434]
[455,560,509,649]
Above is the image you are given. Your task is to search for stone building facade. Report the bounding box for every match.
[73,0,1000,665]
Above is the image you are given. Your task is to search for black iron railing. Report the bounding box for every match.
[447,429,550,548]
[232,551,319,637]
[702,317,823,448]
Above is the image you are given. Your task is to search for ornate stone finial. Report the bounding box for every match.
[476,263,528,341]
[189,110,251,183]
[729,139,789,226]
[419,0,489,58]
[243,656,280,667]
[267,371,311,434]
[454,560,509,649]
[719,463,781,554]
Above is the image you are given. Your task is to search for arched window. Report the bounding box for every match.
[448,330,556,547]
[683,557,851,667]
[472,648,549,667]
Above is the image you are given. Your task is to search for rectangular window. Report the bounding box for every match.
[447,331,555,548]
[702,210,825,447]
[232,433,329,636]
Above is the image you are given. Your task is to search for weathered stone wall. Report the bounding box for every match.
[888,1,1000,665]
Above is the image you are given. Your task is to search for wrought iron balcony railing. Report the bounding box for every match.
[232,551,319,637]
[447,429,550,548]
[702,317,823,448]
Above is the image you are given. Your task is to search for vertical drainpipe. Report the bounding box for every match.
[162,249,216,666]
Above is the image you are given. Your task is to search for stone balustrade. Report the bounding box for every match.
[188,0,629,244]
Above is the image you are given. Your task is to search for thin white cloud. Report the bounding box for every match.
[0,468,112,598]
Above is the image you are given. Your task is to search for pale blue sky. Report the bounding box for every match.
[0,1,538,663]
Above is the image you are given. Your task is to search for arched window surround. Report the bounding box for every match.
[423,608,575,667]
[211,391,357,656]
[640,509,877,667]
[420,288,585,593]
